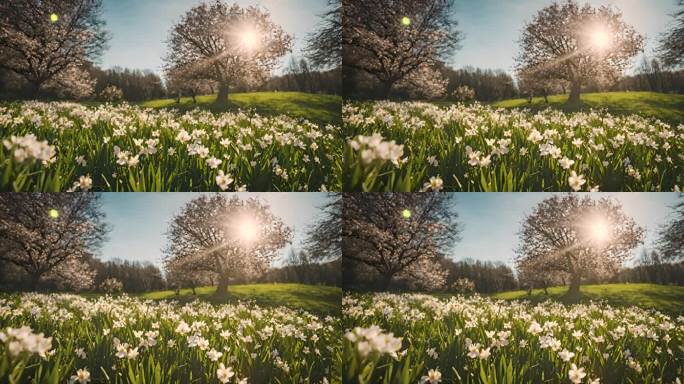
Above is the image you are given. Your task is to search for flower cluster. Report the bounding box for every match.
[0,102,341,191]
[344,101,684,191]
[343,293,684,383]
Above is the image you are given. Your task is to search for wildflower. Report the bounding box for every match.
[216,170,234,191]
[206,156,222,169]
[559,157,575,170]
[70,368,90,384]
[558,348,575,362]
[568,364,586,384]
[207,348,223,362]
[216,363,234,384]
[422,176,444,192]
[420,368,442,384]
[568,171,586,191]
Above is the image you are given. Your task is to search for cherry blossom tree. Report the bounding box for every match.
[342,193,461,290]
[658,0,684,68]
[164,1,292,104]
[0,0,108,98]
[305,0,341,69]
[163,194,292,296]
[0,193,108,290]
[515,194,644,297]
[515,0,644,105]
[657,197,684,261]
[343,0,462,98]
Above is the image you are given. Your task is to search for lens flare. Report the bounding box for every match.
[588,26,612,51]
[238,28,260,50]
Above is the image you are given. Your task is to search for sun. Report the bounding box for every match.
[585,216,612,245]
[238,28,260,51]
[235,216,260,244]
[588,25,612,51]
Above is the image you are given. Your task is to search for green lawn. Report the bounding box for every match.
[140,91,342,125]
[140,283,342,315]
[493,283,684,314]
[493,91,684,124]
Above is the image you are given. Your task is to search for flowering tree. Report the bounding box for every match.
[164,1,292,104]
[164,66,216,104]
[0,0,108,98]
[515,0,644,105]
[515,194,644,297]
[658,0,684,68]
[163,194,292,296]
[657,197,684,261]
[0,193,107,290]
[343,193,461,290]
[305,0,341,69]
[343,0,462,98]
[303,193,342,261]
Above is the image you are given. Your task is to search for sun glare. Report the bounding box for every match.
[586,216,612,245]
[238,28,260,51]
[588,25,612,51]
[235,216,260,244]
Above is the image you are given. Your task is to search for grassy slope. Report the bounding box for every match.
[493,91,684,124]
[140,283,342,315]
[493,283,684,314]
[140,91,342,125]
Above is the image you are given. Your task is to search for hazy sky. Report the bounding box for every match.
[450,0,678,74]
[98,0,330,74]
[98,192,332,269]
[450,193,680,268]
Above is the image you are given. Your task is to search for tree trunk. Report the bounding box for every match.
[29,273,42,291]
[31,81,42,99]
[568,274,582,296]
[568,81,581,105]
[216,273,230,296]
[381,80,395,99]
[191,93,197,104]
[216,82,229,104]
[381,273,394,291]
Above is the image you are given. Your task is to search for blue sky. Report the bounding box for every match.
[450,193,680,268]
[98,192,332,270]
[450,0,678,74]
[98,0,330,74]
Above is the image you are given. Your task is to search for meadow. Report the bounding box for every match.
[0,99,342,191]
[0,291,341,383]
[343,292,684,384]
[344,97,684,192]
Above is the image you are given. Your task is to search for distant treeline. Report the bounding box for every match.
[344,58,684,101]
[344,253,684,293]
[0,256,341,293]
[0,57,341,101]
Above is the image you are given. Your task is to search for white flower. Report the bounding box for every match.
[216,170,234,191]
[206,156,222,169]
[559,156,575,169]
[207,348,223,362]
[420,368,442,384]
[70,368,90,384]
[568,364,586,384]
[568,171,586,191]
[217,363,235,383]
[422,176,443,192]
[558,348,575,362]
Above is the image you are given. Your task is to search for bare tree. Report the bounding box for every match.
[303,193,341,261]
[164,1,292,104]
[343,0,462,98]
[0,0,108,98]
[0,193,108,290]
[342,193,461,290]
[657,196,684,261]
[657,0,684,68]
[305,0,341,69]
[515,0,644,105]
[163,194,291,296]
[515,194,644,297]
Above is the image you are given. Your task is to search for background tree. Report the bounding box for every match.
[0,0,108,98]
[658,0,684,68]
[163,194,292,296]
[657,196,684,261]
[343,193,461,290]
[305,0,341,69]
[515,194,644,298]
[164,1,292,104]
[0,193,108,290]
[343,0,462,98]
[165,66,216,104]
[515,0,644,105]
[303,193,341,262]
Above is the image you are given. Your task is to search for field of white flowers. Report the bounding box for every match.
[0,293,340,383]
[343,293,684,384]
[0,102,341,191]
[344,101,684,192]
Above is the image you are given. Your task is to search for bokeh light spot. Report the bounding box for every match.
[402,209,411,219]
[401,16,411,26]
[49,209,59,219]
[50,13,59,23]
